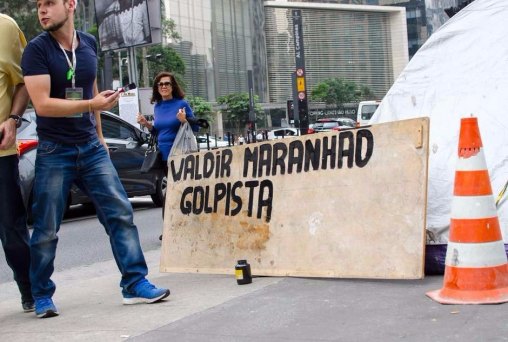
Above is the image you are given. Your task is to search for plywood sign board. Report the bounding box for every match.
[161,118,429,279]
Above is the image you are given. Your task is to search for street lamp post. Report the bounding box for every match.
[118,52,123,86]
[143,52,163,87]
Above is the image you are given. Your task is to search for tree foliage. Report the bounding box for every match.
[161,17,181,41]
[188,96,213,124]
[142,45,186,87]
[137,16,185,88]
[1,1,40,41]
[311,78,376,106]
[217,92,264,131]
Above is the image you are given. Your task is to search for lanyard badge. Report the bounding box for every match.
[59,30,77,88]
[66,68,74,81]
[59,31,83,118]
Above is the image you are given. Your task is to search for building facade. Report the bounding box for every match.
[263,1,408,103]
[164,0,268,102]
[287,0,457,59]
[165,0,408,107]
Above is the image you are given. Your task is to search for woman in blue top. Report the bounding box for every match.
[137,71,198,163]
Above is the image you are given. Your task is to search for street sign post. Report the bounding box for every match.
[292,9,309,134]
[247,70,256,142]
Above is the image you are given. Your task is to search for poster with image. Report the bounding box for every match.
[95,0,152,51]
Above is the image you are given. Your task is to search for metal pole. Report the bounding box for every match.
[142,47,149,87]
[104,53,113,91]
[291,72,300,126]
[118,51,123,85]
[247,70,256,142]
[292,9,309,134]
[128,46,138,85]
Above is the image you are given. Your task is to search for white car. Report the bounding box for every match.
[197,135,230,149]
[267,128,299,140]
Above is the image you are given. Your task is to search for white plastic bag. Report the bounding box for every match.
[170,122,198,157]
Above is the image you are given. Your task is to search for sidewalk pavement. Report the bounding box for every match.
[2,250,508,341]
[0,250,281,341]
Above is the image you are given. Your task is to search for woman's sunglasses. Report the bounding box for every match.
[158,82,172,87]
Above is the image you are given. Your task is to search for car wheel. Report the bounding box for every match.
[151,174,166,207]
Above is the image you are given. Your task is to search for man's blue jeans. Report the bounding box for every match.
[0,155,32,302]
[30,138,148,299]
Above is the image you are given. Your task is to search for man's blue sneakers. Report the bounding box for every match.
[35,298,59,318]
[122,279,170,305]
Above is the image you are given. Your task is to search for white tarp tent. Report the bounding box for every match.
[371,0,508,244]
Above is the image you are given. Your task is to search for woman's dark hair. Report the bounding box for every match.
[150,72,185,104]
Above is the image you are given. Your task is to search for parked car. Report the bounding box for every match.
[308,118,357,133]
[197,135,230,149]
[267,128,299,140]
[17,110,166,220]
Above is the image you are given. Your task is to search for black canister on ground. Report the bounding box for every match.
[235,259,252,285]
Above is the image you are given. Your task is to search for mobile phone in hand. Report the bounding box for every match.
[106,83,137,97]
[116,82,137,93]
[0,130,3,143]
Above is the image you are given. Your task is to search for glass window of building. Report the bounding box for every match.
[264,4,404,103]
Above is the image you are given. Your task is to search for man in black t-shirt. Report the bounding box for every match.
[22,0,169,319]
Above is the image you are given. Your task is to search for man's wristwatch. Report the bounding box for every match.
[8,115,22,129]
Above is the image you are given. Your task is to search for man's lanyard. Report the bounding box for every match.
[58,30,77,88]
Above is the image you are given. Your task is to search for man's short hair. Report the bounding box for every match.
[31,0,79,6]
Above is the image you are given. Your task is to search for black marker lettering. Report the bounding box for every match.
[183,155,195,180]
[243,147,258,178]
[180,187,193,214]
[244,181,259,217]
[204,185,213,213]
[194,155,202,180]
[192,186,204,215]
[221,149,233,178]
[288,140,303,174]
[169,158,184,181]
[338,131,355,168]
[215,151,221,178]
[322,136,337,170]
[355,129,374,167]
[213,183,227,213]
[258,179,273,222]
[225,182,231,215]
[203,152,214,179]
[304,139,320,172]
[258,144,272,177]
[272,142,287,176]
[230,181,243,216]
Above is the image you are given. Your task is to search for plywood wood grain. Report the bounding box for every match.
[161,118,429,279]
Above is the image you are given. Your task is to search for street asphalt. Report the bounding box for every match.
[1,249,508,342]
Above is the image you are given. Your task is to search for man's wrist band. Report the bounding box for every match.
[8,114,22,128]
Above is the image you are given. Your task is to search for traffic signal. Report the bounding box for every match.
[287,99,294,121]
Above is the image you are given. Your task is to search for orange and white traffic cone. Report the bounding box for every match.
[426,117,508,304]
